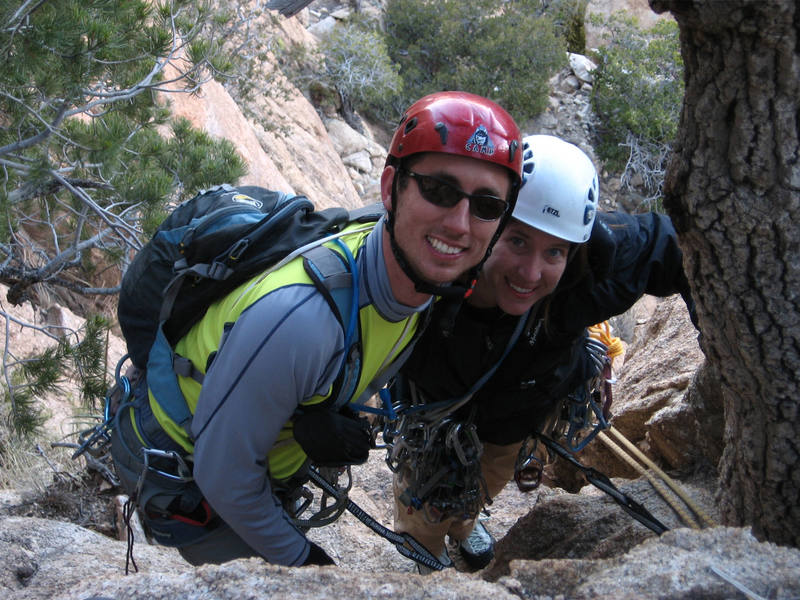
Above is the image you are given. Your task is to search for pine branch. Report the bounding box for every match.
[0,101,69,157]
[0,227,119,301]
[6,178,114,206]
[1,0,50,57]
[51,172,143,249]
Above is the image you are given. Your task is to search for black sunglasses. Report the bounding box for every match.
[401,169,508,222]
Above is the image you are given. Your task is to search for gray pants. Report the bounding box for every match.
[177,522,261,565]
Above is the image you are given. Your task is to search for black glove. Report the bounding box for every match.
[293,408,372,467]
[302,541,335,566]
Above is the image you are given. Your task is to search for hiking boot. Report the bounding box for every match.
[458,520,495,569]
[416,548,452,575]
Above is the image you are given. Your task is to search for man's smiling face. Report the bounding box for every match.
[383,152,512,288]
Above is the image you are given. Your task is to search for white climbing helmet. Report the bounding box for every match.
[513,135,599,243]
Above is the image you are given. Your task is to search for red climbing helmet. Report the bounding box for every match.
[388,91,523,186]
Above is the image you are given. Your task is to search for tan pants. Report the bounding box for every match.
[393,441,521,557]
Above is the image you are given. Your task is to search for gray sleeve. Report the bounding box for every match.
[191,284,345,566]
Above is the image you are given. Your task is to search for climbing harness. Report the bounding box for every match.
[515,321,717,533]
[563,322,623,452]
[73,352,446,572]
[387,399,490,524]
[513,320,625,489]
[512,327,615,490]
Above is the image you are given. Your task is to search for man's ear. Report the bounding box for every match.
[381,166,396,212]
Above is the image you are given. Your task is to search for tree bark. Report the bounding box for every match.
[650,0,799,546]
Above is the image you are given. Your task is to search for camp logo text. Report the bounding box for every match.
[465,125,495,156]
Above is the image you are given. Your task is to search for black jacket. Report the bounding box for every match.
[398,211,695,445]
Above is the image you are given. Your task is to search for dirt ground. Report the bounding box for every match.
[0,452,121,540]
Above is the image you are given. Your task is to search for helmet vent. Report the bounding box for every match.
[434,122,448,145]
[403,117,418,136]
[509,140,519,163]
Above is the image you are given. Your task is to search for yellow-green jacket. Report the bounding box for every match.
[145,219,430,565]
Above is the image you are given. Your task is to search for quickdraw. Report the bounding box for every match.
[371,312,533,527]
[72,354,134,460]
[377,378,490,525]
[513,330,615,489]
[286,465,352,529]
[514,322,621,481]
[564,335,614,452]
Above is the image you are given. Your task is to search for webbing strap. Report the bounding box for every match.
[147,327,194,439]
[348,334,416,413]
[301,240,361,411]
[302,245,352,290]
[173,354,204,385]
[538,435,668,535]
[307,467,448,571]
[390,309,530,420]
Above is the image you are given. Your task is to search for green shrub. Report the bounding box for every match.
[550,0,589,54]
[319,19,403,109]
[384,0,567,123]
[590,15,683,203]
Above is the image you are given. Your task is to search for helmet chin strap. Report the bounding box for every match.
[384,205,472,300]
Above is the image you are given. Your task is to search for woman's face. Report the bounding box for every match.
[469,219,570,315]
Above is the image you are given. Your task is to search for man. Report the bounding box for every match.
[390,135,696,571]
[110,91,523,567]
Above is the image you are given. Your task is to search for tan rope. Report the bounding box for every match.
[596,430,700,529]
[605,426,717,528]
[587,320,718,530]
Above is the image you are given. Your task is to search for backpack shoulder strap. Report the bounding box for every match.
[348,202,384,224]
[147,327,196,439]
[302,239,362,410]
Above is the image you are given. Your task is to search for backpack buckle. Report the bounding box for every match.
[206,260,233,281]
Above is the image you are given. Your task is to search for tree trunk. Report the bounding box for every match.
[649,0,799,546]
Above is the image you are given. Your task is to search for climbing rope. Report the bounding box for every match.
[597,431,700,529]
[588,321,625,364]
[597,428,717,529]
[576,322,717,530]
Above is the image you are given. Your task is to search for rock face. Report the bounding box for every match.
[585,0,670,49]
[161,7,365,211]
[500,527,800,600]
[487,474,720,577]
[0,283,128,442]
[3,514,799,600]
[0,295,789,599]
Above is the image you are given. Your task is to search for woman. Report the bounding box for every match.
[388,135,696,571]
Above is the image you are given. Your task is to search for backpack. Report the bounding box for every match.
[117,183,381,438]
